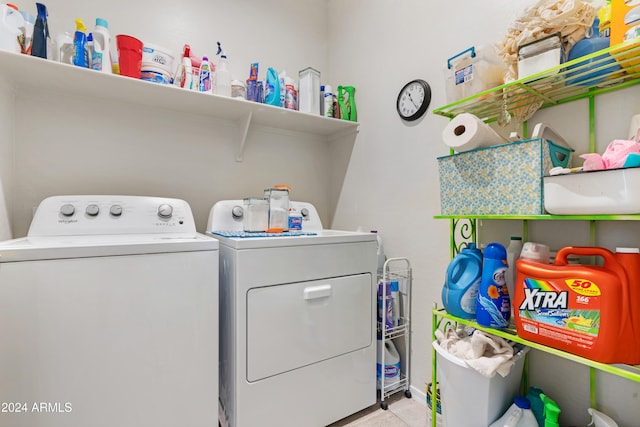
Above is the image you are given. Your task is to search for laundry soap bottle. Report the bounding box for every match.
[476,242,510,328]
[91,18,111,73]
[489,396,538,427]
[30,2,49,59]
[72,18,88,68]
[214,41,231,97]
[376,338,400,390]
[441,242,483,319]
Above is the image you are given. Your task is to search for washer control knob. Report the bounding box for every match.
[109,205,123,217]
[158,204,173,219]
[232,206,244,219]
[60,204,75,217]
[301,208,309,218]
[85,204,100,217]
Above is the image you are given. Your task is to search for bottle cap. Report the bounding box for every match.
[510,236,522,241]
[96,17,108,29]
[484,242,506,260]
[520,242,550,263]
[75,18,86,32]
[514,396,531,409]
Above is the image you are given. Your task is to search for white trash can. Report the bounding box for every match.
[432,340,528,427]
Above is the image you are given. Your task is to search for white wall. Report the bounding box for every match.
[328,1,639,426]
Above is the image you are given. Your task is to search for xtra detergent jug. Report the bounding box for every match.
[514,246,640,364]
[441,242,483,319]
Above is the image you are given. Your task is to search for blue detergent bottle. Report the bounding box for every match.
[476,242,510,328]
[441,242,483,319]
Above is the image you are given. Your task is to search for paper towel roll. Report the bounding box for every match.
[443,113,505,152]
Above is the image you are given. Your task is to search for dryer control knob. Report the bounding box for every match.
[86,204,100,216]
[110,205,123,216]
[60,204,75,217]
[158,204,173,219]
[232,206,244,219]
[301,208,309,218]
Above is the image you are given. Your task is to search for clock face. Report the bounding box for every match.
[397,79,431,121]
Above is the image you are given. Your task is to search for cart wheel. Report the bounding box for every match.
[380,401,388,410]
[404,390,412,398]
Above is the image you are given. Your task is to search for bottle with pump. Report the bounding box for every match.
[30,2,48,59]
[72,18,88,68]
[199,56,212,93]
[91,18,111,73]
[476,242,510,328]
[214,41,231,97]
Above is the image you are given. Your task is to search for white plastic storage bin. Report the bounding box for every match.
[444,45,506,104]
[432,341,528,427]
[544,167,640,214]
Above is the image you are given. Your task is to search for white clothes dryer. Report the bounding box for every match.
[0,195,219,427]
[208,200,377,427]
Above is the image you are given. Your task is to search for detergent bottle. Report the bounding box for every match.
[376,338,400,390]
[0,3,24,53]
[91,18,111,73]
[489,396,538,427]
[476,242,510,328]
[264,67,280,106]
[72,18,88,68]
[441,242,483,319]
[30,2,48,59]
[515,246,639,364]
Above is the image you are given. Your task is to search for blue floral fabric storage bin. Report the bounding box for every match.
[437,138,572,215]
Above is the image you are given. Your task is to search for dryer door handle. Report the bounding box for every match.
[303,284,332,300]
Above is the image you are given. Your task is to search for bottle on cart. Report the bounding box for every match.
[376,338,400,390]
[476,242,510,328]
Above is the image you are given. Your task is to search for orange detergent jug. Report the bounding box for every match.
[514,246,640,364]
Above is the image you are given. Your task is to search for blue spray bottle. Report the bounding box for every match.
[476,242,510,328]
[30,2,49,59]
[72,18,88,68]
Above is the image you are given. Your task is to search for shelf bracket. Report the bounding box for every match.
[235,111,253,162]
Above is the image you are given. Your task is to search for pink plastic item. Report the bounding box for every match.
[581,139,640,171]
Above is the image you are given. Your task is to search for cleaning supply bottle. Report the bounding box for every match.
[284,75,297,110]
[0,3,24,53]
[323,84,334,118]
[72,18,88,68]
[476,242,510,328]
[540,394,560,427]
[506,236,523,313]
[376,338,400,389]
[214,41,231,97]
[91,18,111,73]
[199,56,212,93]
[526,386,546,427]
[264,67,280,106]
[343,85,357,121]
[371,230,386,277]
[441,242,483,319]
[278,70,287,107]
[489,396,538,427]
[587,408,619,427]
[30,2,48,59]
[337,85,347,120]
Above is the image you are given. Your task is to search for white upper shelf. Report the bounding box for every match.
[0,50,358,138]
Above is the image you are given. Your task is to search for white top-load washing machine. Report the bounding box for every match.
[0,195,219,427]
[208,200,377,427]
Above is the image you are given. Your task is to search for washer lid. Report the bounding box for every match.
[208,229,375,249]
[0,233,218,262]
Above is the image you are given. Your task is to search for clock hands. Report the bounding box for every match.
[406,92,419,109]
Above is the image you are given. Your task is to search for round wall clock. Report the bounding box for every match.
[396,79,431,121]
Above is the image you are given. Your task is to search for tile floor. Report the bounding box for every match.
[328,392,427,427]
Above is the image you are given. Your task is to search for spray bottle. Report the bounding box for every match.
[72,18,88,68]
[540,394,560,427]
[91,18,111,73]
[587,408,618,427]
[214,41,231,97]
[337,85,347,120]
[342,85,357,121]
[30,2,49,58]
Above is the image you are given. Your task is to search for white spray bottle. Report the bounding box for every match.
[587,408,618,427]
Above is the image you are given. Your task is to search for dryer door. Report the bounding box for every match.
[246,273,373,382]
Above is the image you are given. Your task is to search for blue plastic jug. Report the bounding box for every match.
[442,242,483,319]
[566,18,620,86]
